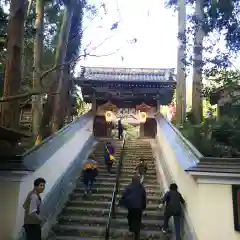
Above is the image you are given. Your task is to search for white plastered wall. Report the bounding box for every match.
[155,117,240,240]
[0,119,93,240]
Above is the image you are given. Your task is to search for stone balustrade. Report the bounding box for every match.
[153,115,240,240]
[0,114,95,240]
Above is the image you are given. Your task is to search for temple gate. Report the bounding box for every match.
[76,67,176,138]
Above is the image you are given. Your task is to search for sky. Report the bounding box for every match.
[78,0,178,69]
[77,0,240,81]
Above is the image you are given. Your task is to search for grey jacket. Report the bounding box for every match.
[23,190,42,225]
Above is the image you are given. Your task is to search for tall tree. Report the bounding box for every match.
[32,0,44,137]
[166,0,240,123]
[191,0,204,124]
[39,0,75,138]
[0,0,27,129]
[175,0,186,125]
[54,0,84,130]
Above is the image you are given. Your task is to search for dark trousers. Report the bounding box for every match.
[105,161,113,172]
[163,211,181,240]
[84,179,94,193]
[24,224,41,240]
[127,208,142,240]
[118,130,123,140]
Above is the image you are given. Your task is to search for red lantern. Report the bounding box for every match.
[169,104,176,120]
[136,103,151,112]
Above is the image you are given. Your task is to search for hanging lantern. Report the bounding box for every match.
[139,111,147,122]
[105,111,113,122]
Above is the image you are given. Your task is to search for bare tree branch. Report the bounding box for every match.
[0,89,59,102]
[0,45,122,102]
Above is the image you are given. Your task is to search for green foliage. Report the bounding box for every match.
[180,69,240,157]
[75,95,91,116]
[203,70,240,113]
[165,0,240,52]
[180,117,240,157]
[165,0,240,77]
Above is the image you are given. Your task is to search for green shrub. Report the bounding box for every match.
[179,116,240,157]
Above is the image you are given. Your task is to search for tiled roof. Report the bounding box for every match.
[186,157,240,174]
[79,66,176,82]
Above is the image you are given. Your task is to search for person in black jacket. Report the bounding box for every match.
[135,157,148,183]
[159,183,185,239]
[119,175,146,240]
[118,119,123,140]
[82,157,98,196]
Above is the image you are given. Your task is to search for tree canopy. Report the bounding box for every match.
[166,0,240,69]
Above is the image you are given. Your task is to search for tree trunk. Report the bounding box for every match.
[38,2,74,138]
[192,0,204,124]
[54,3,84,130]
[0,0,27,129]
[51,3,74,133]
[32,0,44,138]
[55,69,71,129]
[175,0,186,126]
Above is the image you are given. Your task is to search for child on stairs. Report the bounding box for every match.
[82,156,98,196]
[158,183,185,240]
[135,157,148,183]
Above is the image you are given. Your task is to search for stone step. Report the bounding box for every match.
[124,150,152,153]
[124,146,151,148]
[69,192,115,202]
[66,200,111,208]
[93,181,160,190]
[79,171,157,181]
[121,168,156,173]
[121,165,155,169]
[123,156,154,159]
[53,225,164,239]
[67,200,161,211]
[50,237,103,240]
[89,177,158,186]
[57,215,164,230]
[64,204,161,217]
[102,177,158,184]
[92,154,122,157]
[122,163,155,167]
[92,182,160,191]
[123,157,154,160]
[123,154,153,158]
[74,186,161,194]
[120,174,157,180]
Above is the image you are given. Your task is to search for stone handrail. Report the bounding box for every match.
[41,136,96,239]
[23,112,92,171]
[156,116,201,170]
[155,116,240,240]
[154,116,200,240]
[14,116,95,240]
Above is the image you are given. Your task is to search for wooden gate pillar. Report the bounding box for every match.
[92,92,97,113]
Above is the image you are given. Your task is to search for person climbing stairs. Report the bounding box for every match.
[48,140,123,239]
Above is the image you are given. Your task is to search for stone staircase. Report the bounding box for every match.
[49,140,123,240]
[111,139,166,239]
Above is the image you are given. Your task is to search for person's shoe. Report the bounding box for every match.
[162,227,167,233]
